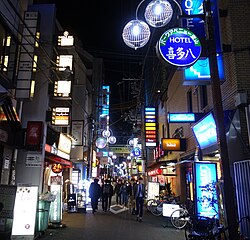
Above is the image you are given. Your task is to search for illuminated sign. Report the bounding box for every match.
[181,0,222,52]
[192,112,218,150]
[49,184,62,223]
[161,138,186,151]
[52,163,63,174]
[132,147,141,157]
[194,162,218,218]
[54,80,71,97]
[57,55,73,71]
[58,133,72,154]
[11,186,38,238]
[168,112,205,123]
[145,107,157,147]
[183,55,225,85]
[52,107,70,126]
[157,28,202,67]
[168,113,195,123]
[148,168,162,176]
[58,31,74,46]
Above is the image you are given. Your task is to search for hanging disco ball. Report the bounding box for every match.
[144,0,173,28]
[122,19,151,50]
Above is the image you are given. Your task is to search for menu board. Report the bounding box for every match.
[11,186,38,239]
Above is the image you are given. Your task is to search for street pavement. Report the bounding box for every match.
[36,202,186,240]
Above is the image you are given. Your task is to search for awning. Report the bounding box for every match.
[45,152,73,167]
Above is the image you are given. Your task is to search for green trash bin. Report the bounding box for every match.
[37,200,45,232]
[36,200,51,232]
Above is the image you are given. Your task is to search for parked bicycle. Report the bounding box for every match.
[150,195,179,216]
[184,214,250,240]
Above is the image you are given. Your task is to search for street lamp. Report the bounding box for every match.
[122,0,239,238]
[144,0,173,28]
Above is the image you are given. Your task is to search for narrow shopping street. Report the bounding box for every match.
[37,202,185,240]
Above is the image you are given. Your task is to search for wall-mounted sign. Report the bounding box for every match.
[52,107,70,126]
[183,55,224,85]
[168,113,205,123]
[194,162,218,218]
[157,28,202,67]
[192,112,218,151]
[145,107,157,147]
[161,138,186,151]
[71,121,83,146]
[25,121,43,151]
[148,168,162,176]
[58,133,72,154]
[52,163,63,174]
[57,55,73,71]
[58,31,74,46]
[181,0,221,52]
[54,80,71,97]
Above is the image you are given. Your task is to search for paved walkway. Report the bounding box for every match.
[36,203,186,240]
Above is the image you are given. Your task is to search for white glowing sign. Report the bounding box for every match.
[11,186,38,238]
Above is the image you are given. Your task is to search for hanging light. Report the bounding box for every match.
[122,19,151,50]
[144,0,173,28]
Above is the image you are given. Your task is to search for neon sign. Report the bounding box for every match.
[157,28,202,67]
[192,112,217,150]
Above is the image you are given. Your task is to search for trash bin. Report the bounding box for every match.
[36,200,51,232]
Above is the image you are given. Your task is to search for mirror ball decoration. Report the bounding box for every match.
[144,0,173,28]
[122,20,151,50]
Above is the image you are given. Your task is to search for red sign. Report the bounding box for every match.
[148,168,162,176]
[25,121,43,151]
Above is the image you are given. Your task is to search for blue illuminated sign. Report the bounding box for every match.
[181,0,222,53]
[194,162,218,218]
[158,28,202,67]
[192,112,217,149]
[132,147,141,157]
[168,113,195,123]
[183,55,225,85]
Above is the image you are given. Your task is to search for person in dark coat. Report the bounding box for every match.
[101,179,113,211]
[89,178,102,214]
[134,177,146,222]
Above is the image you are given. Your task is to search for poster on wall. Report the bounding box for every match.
[71,121,83,146]
[11,185,38,239]
[158,175,166,186]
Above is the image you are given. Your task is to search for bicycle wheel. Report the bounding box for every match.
[145,199,155,212]
[170,208,189,229]
[150,200,163,216]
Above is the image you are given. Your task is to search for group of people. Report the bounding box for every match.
[88,177,146,222]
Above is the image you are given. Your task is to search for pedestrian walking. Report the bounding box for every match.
[114,179,122,205]
[127,178,137,214]
[134,177,146,222]
[89,178,102,214]
[120,180,129,207]
[101,179,113,211]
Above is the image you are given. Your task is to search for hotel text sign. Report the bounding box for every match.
[158,28,202,67]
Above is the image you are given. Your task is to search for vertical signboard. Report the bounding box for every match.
[11,185,38,239]
[194,162,218,218]
[49,176,62,223]
[145,107,157,147]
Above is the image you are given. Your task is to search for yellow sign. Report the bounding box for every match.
[162,138,181,151]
